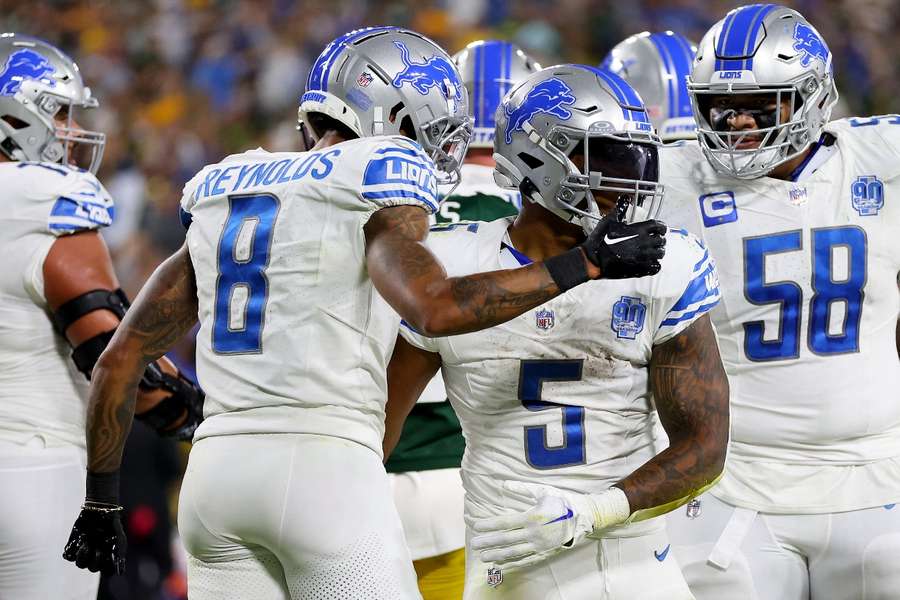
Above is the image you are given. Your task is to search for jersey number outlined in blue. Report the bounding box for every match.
[519,359,586,469]
[212,193,280,354]
[743,225,866,361]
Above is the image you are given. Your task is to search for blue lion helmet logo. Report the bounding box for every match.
[392,41,462,100]
[792,23,829,68]
[503,78,576,144]
[0,49,57,97]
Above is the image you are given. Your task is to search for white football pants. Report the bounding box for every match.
[178,433,422,600]
[0,437,99,600]
[667,492,900,600]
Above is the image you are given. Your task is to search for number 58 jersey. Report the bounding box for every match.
[658,117,900,513]
[180,136,439,455]
[400,218,719,524]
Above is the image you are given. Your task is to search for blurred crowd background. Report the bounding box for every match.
[2,0,896,598]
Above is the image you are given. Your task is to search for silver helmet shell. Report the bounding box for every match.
[493,65,664,233]
[0,33,105,173]
[600,31,698,142]
[452,40,540,149]
[688,4,838,179]
[298,27,471,184]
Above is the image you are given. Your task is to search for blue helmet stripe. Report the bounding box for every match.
[648,34,677,120]
[715,9,741,70]
[662,33,695,118]
[715,4,776,71]
[504,40,512,97]
[307,26,397,92]
[717,5,761,70]
[740,4,777,70]
[472,43,483,127]
[471,40,515,133]
[592,67,649,123]
[481,42,504,130]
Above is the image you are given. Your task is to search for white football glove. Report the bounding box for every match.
[470,481,631,570]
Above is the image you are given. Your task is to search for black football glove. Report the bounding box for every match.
[63,502,127,575]
[137,364,204,442]
[581,213,667,279]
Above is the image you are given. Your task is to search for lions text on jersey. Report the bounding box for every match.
[659,117,900,513]
[180,136,438,455]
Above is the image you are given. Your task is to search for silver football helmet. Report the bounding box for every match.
[298,27,471,184]
[688,5,838,179]
[493,65,663,233]
[0,33,105,173]
[601,31,698,142]
[452,40,540,149]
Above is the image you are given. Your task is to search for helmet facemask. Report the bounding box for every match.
[536,125,664,233]
[563,131,664,231]
[414,111,471,188]
[50,93,106,173]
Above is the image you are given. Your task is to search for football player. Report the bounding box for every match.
[657,5,900,599]
[385,39,539,600]
[63,28,669,599]
[384,65,730,599]
[601,31,698,143]
[0,34,202,600]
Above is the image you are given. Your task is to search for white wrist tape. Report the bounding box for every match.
[586,486,632,531]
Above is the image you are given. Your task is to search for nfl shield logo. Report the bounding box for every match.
[535,308,555,330]
[487,567,503,587]
[357,71,373,87]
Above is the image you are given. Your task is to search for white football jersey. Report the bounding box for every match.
[658,117,900,512]
[400,218,719,524]
[0,161,115,448]
[181,136,439,455]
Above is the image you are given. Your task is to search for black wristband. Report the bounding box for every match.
[86,470,120,505]
[543,248,589,292]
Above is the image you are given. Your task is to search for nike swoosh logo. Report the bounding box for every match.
[544,508,574,526]
[654,544,671,562]
[604,233,639,245]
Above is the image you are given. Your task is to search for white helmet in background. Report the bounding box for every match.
[601,31,698,142]
[452,39,540,149]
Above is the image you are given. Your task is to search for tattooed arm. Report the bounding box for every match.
[85,242,198,473]
[43,231,190,419]
[365,205,601,337]
[613,313,729,520]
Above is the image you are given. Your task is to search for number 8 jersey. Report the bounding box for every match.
[180,136,439,455]
[658,117,900,513]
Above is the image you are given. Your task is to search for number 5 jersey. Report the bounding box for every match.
[657,117,900,514]
[179,136,439,455]
[400,218,719,525]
